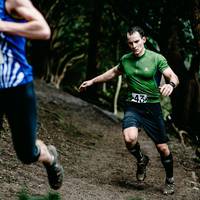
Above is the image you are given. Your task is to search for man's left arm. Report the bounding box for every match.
[159,67,179,96]
[0,0,51,40]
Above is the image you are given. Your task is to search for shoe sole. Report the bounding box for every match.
[163,191,174,195]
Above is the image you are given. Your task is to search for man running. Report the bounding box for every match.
[79,26,179,195]
[0,0,64,190]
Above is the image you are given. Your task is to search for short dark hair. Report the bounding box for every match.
[127,26,145,37]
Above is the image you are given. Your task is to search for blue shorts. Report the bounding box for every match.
[122,102,169,144]
[0,82,40,164]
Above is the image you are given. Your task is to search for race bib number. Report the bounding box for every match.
[131,93,148,103]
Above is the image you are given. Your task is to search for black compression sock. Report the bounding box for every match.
[126,142,144,161]
[161,153,173,178]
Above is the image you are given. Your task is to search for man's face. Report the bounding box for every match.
[127,31,146,57]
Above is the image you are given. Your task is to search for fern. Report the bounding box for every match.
[17,189,61,200]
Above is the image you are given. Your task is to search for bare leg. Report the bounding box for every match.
[36,139,53,165]
[123,127,149,181]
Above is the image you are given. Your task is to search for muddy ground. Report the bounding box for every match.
[0,80,199,200]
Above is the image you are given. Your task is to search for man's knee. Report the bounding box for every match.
[156,143,170,156]
[123,127,138,144]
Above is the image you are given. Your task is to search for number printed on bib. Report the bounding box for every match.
[131,93,148,103]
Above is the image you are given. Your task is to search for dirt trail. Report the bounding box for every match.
[0,80,199,200]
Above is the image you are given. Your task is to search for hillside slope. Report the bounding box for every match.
[0,80,199,200]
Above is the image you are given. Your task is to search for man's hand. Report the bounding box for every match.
[159,84,174,96]
[79,80,94,92]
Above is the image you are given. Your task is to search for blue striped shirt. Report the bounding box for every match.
[0,0,33,89]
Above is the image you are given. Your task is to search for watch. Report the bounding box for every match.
[169,82,176,88]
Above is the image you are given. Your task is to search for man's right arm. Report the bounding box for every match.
[79,65,122,92]
[0,0,51,40]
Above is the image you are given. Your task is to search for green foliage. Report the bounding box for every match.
[29,0,199,133]
[160,96,172,120]
[17,188,61,200]
[127,197,144,200]
[31,0,198,80]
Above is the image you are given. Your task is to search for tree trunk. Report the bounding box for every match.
[186,0,200,139]
[29,40,50,78]
[189,0,200,51]
[159,1,188,129]
[85,0,104,100]
[160,0,200,139]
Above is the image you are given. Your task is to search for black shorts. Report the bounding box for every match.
[0,82,40,164]
[122,102,169,144]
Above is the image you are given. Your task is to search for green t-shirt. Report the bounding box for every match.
[118,49,169,103]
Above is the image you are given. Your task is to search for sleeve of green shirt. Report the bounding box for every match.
[157,54,170,73]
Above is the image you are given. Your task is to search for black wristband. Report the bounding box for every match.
[169,82,176,88]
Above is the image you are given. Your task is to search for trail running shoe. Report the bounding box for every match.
[44,145,64,190]
[163,177,175,195]
[136,155,149,181]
